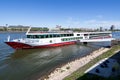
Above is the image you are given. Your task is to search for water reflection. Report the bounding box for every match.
[0,42,112,80]
[11,48,62,61]
[11,49,46,59]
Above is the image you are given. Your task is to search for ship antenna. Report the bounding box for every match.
[26,26,31,35]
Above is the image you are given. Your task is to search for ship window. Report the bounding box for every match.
[31,35,34,38]
[44,35,48,38]
[41,35,44,38]
[61,34,64,37]
[48,35,51,38]
[77,34,80,36]
[56,34,58,37]
[79,37,83,39]
[48,35,50,38]
[53,34,57,37]
[64,38,67,41]
[27,35,30,38]
[70,34,73,36]
[55,34,60,37]
[32,35,36,38]
[39,35,42,38]
[47,35,49,38]
[84,34,88,36]
[77,37,79,39]
[62,39,65,41]
[28,35,32,38]
[49,35,53,38]
[67,34,70,36]
[33,35,36,38]
[37,35,40,38]
[30,35,33,38]
[64,34,67,37]
[90,34,95,35]
[35,35,39,38]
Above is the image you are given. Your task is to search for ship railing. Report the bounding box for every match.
[28,31,74,34]
[12,38,26,43]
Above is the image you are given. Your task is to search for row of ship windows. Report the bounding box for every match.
[90,33,110,36]
[89,35,111,39]
[27,34,74,38]
[77,33,110,36]
[61,37,83,41]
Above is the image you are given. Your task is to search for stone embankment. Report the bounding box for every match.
[42,47,110,80]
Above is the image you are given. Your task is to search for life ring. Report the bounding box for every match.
[50,40,52,43]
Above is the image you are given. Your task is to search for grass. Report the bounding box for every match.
[64,45,120,80]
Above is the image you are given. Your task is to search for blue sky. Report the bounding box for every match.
[0,0,120,29]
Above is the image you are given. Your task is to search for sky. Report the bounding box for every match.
[0,0,120,29]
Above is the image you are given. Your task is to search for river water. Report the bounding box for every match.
[0,32,120,80]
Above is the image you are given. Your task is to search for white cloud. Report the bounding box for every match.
[84,20,120,27]
[85,15,120,28]
[65,17,120,29]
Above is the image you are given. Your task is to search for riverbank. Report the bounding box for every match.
[64,45,120,80]
[42,47,110,80]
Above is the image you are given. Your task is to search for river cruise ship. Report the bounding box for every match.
[5,28,113,49]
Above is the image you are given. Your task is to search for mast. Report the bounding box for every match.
[26,26,31,35]
[7,35,10,42]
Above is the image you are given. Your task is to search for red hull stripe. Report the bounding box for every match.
[5,41,76,49]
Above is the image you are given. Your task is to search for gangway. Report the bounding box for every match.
[80,38,115,42]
